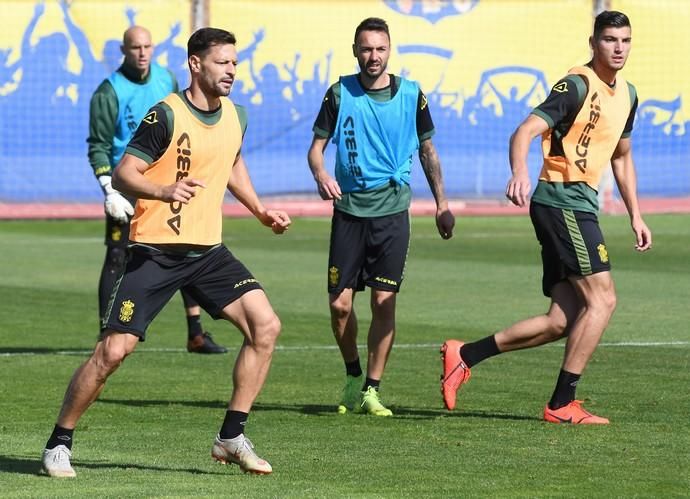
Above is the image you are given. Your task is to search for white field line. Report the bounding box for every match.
[1,341,688,357]
[0,236,103,244]
[0,231,524,245]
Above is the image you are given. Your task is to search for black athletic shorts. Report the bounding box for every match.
[105,214,130,248]
[104,194,136,248]
[530,201,611,297]
[327,209,410,294]
[104,207,200,306]
[103,244,262,339]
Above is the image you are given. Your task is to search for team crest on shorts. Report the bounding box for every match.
[119,300,135,323]
[329,266,339,287]
[597,243,609,263]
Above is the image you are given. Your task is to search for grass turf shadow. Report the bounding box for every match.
[96,398,537,421]
[0,454,231,477]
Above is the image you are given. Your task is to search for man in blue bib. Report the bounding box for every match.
[308,17,456,416]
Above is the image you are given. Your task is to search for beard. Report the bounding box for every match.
[200,77,232,98]
[364,62,386,78]
[216,84,232,97]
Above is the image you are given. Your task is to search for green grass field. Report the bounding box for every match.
[1,214,688,498]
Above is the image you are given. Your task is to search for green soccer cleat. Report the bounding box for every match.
[360,386,393,417]
[337,374,363,414]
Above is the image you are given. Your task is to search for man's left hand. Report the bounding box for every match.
[260,210,291,234]
[436,208,455,240]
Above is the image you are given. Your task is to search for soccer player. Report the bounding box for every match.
[308,17,455,416]
[41,27,291,477]
[88,25,226,354]
[441,11,652,424]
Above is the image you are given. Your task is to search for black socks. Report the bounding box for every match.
[363,377,380,391]
[219,410,248,440]
[460,335,500,368]
[187,314,203,340]
[345,358,363,378]
[46,425,74,450]
[548,369,581,410]
[345,359,376,391]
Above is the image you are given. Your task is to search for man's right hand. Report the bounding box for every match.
[314,171,342,200]
[505,172,531,207]
[159,178,206,203]
[99,175,134,224]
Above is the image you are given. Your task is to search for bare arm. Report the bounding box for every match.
[610,138,652,251]
[307,134,341,200]
[419,138,455,239]
[506,113,550,207]
[112,153,205,203]
[228,154,291,234]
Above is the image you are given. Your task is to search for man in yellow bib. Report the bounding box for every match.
[441,11,652,424]
[41,28,290,477]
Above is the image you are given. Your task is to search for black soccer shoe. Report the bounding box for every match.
[187,332,228,354]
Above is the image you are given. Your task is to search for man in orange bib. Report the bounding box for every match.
[41,28,290,477]
[440,11,652,424]
[88,26,226,355]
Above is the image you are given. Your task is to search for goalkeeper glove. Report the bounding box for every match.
[98,175,134,224]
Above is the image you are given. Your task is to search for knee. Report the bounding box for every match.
[598,289,617,317]
[253,314,281,352]
[92,342,130,377]
[330,295,353,320]
[545,313,569,340]
[606,290,617,313]
[577,274,617,319]
[370,292,395,316]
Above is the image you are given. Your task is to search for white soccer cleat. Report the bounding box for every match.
[211,434,272,475]
[41,445,76,478]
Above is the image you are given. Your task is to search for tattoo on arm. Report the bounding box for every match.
[419,139,446,204]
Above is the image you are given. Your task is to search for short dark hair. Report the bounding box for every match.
[354,17,390,45]
[593,11,631,39]
[187,27,236,58]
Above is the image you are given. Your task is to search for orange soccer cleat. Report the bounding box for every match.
[440,340,471,410]
[543,400,610,425]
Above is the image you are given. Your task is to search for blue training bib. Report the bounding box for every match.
[332,75,420,193]
[108,63,175,166]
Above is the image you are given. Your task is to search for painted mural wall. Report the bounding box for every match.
[0,0,687,201]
